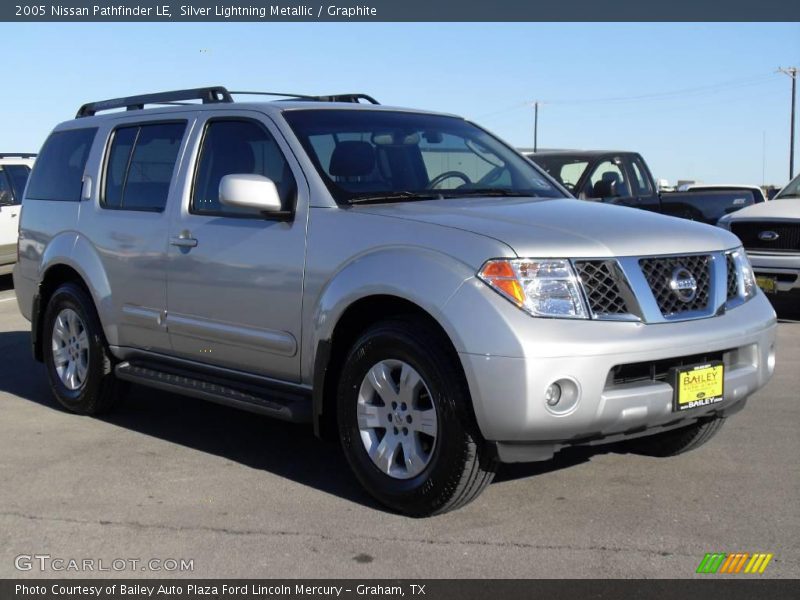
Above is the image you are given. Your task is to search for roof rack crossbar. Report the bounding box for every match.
[0,153,36,158]
[228,90,318,100]
[310,93,380,105]
[229,91,380,105]
[76,86,233,118]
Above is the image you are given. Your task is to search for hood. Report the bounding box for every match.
[722,199,800,222]
[354,197,740,258]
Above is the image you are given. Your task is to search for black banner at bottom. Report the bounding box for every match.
[1,580,798,600]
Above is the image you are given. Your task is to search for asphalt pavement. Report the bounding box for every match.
[0,274,797,578]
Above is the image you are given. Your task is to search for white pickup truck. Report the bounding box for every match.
[718,173,800,296]
[0,154,36,275]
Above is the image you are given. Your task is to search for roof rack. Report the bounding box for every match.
[75,86,380,118]
[76,86,234,118]
[229,91,380,104]
[0,153,36,158]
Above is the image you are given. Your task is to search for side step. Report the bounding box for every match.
[114,361,311,423]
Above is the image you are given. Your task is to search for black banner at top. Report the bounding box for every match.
[3,0,800,22]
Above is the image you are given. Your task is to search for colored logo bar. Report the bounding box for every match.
[696,552,773,574]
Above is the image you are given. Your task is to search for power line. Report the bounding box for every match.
[473,71,780,121]
[547,73,776,106]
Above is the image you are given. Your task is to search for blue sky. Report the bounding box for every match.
[3,22,798,186]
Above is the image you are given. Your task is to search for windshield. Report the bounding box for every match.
[283,109,565,204]
[775,174,800,199]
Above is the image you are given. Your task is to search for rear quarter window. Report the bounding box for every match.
[25,128,97,202]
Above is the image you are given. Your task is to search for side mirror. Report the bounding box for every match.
[219,174,283,214]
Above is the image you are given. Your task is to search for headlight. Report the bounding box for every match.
[478,258,588,319]
[730,247,757,300]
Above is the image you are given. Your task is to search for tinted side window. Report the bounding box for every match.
[26,128,97,202]
[104,127,137,209]
[0,169,13,205]
[5,165,31,204]
[630,158,654,196]
[103,122,186,211]
[192,120,296,216]
[585,160,632,199]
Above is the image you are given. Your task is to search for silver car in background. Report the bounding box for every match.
[13,87,777,516]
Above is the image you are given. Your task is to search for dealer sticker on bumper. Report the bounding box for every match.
[672,362,724,411]
[756,276,777,295]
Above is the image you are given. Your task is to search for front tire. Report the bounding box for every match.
[337,317,497,517]
[625,417,726,457]
[42,282,122,415]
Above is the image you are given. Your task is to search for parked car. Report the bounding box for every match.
[525,150,764,224]
[14,87,777,516]
[718,173,800,296]
[0,153,36,275]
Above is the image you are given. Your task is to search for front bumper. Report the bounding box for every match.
[447,282,777,461]
[747,251,800,292]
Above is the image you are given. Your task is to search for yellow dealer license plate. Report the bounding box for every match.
[756,276,777,294]
[672,362,724,412]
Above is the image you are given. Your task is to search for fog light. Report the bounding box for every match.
[544,378,581,415]
[767,345,776,375]
[545,383,562,406]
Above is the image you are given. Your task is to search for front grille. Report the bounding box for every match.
[611,350,727,385]
[725,253,738,300]
[574,260,630,316]
[731,221,800,252]
[639,254,711,316]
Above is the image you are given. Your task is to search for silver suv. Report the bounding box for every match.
[14,87,777,516]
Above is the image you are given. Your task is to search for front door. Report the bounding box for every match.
[166,113,307,381]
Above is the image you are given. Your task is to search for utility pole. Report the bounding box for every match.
[533,101,539,152]
[778,67,797,179]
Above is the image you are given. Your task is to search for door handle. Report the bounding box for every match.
[170,233,198,249]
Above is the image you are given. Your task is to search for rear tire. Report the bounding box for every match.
[625,417,726,457]
[42,282,123,415]
[337,317,497,517]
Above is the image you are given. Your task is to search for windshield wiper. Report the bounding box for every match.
[347,191,443,205]
[440,188,532,198]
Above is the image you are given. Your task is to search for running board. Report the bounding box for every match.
[114,361,311,423]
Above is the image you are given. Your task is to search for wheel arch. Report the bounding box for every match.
[32,263,90,362]
[312,293,475,442]
[33,241,113,362]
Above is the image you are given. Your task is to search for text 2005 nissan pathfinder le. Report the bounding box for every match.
[14,87,777,516]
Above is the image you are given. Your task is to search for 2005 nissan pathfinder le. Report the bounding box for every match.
[14,87,777,516]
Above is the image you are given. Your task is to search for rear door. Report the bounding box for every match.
[165,112,308,381]
[83,118,192,352]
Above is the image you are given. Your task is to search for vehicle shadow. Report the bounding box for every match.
[0,274,13,292]
[0,328,380,509]
[768,294,800,323]
[0,325,631,511]
[494,445,627,483]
